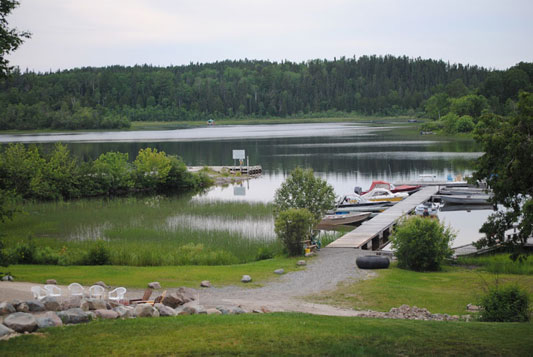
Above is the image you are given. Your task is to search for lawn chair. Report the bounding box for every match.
[68,283,84,297]
[89,285,105,299]
[44,284,62,298]
[109,287,127,303]
[128,288,153,305]
[31,286,47,300]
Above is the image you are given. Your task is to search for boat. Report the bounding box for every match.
[434,194,492,205]
[360,181,421,195]
[336,194,394,208]
[316,212,371,229]
[414,202,439,217]
[362,188,409,202]
[438,187,489,196]
[440,204,495,212]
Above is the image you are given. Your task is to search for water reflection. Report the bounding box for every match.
[165,214,275,241]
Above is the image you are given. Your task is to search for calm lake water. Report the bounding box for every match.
[0,123,491,247]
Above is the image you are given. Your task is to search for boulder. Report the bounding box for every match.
[154,303,176,317]
[466,303,480,312]
[25,300,45,312]
[3,312,38,333]
[206,308,222,315]
[162,292,184,308]
[16,302,29,313]
[57,308,91,324]
[94,309,119,319]
[46,279,57,285]
[200,280,211,288]
[36,312,63,329]
[260,306,271,313]
[216,306,231,315]
[113,305,134,319]
[297,260,306,266]
[274,269,284,275]
[0,323,15,337]
[81,298,107,311]
[0,302,16,315]
[148,282,161,289]
[41,296,61,311]
[241,275,252,283]
[61,297,82,310]
[94,281,109,289]
[230,306,246,315]
[182,305,199,315]
[134,303,158,318]
[177,287,196,303]
[1,275,13,281]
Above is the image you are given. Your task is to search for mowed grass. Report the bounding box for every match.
[8,257,305,288]
[2,196,279,265]
[1,313,532,356]
[457,253,533,275]
[311,265,533,316]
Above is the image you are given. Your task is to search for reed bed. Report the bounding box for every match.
[2,195,281,266]
[457,253,533,275]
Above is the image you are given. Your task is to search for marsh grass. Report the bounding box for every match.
[2,195,280,266]
[456,253,533,275]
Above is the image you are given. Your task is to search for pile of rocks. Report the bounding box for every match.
[356,304,469,321]
[0,287,252,340]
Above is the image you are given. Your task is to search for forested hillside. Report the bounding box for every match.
[0,55,531,130]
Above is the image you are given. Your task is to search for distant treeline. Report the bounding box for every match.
[0,55,532,130]
[0,143,212,201]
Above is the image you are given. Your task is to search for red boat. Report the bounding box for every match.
[361,181,421,195]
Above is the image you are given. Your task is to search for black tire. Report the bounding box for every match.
[356,255,390,269]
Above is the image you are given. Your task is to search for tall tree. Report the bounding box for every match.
[473,91,533,260]
[0,0,30,77]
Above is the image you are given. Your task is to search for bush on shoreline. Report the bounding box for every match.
[0,143,212,201]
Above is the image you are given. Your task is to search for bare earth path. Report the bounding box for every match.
[0,248,373,316]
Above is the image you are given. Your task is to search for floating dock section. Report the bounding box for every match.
[187,165,262,175]
[327,186,439,250]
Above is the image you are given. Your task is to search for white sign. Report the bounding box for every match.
[232,150,245,160]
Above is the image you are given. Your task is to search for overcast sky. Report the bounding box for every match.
[7,0,533,72]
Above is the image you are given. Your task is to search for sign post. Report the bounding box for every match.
[232,150,245,174]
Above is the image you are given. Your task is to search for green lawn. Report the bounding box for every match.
[311,265,533,315]
[1,313,531,356]
[7,257,305,288]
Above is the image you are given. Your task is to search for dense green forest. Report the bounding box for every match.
[0,55,531,130]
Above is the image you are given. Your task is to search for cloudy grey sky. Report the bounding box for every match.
[7,0,533,72]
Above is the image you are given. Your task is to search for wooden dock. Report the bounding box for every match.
[187,165,262,175]
[327,186,439,249]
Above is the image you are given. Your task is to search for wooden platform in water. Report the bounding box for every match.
[187,165,262,175]
[327,186,439,249]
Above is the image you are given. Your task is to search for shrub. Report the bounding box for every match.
[9,240,36,264]
[479,285,530,322]
[34,246,60,265]
[391,216,455,271]
[456,115,475,133]
[274,208,315,256]
[255,246,274,261]
[273,167,335,224]
[85,240,110,265]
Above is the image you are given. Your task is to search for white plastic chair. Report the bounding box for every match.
[31,286,48,300]
[44,284,62,298]
[68,283,84,297]
[89,285,105,299]
[108,287,127,303]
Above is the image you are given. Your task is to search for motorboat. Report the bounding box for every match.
[414,202,439,217]
[316,212,371,229]
[434,194,492,205]
[438,187,489,196]
[360,180,421,195]
[362,188,408,202]
[336,194,394,208]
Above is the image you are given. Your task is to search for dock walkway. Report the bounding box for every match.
[327,186,439,249]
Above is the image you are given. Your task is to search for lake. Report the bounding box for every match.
[0,122,491,247]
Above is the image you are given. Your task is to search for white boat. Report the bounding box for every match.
[317,212,371,229]
[414,202,439,217]
[336,194,394,208]
[362,188,408,202]
[435,194,491,205]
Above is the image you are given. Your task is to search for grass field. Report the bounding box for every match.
[1,313,531,356]
[2,196,281,266]
[7,256,305,288]
[311,264,533,315]
[457,253,533,275]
